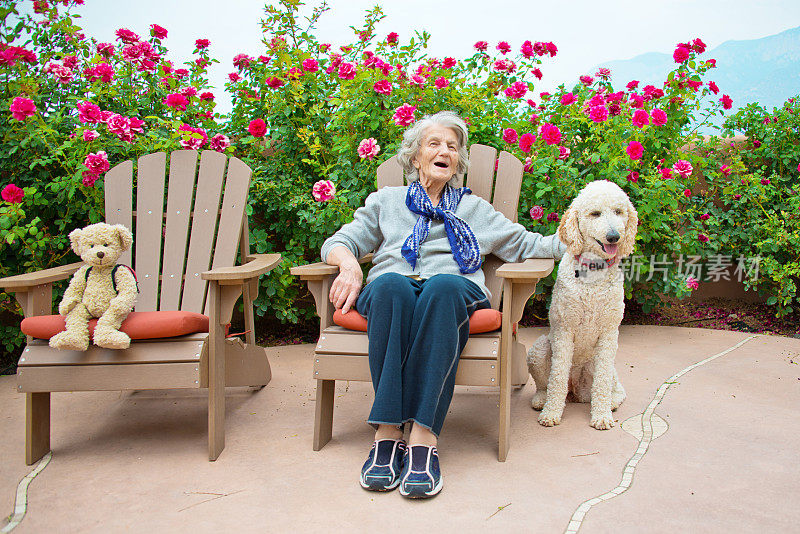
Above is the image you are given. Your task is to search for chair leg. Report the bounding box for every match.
[26,392,50,465]
[313,379,335,451]
[208,321,226,461]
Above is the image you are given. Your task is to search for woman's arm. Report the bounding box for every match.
[326,245,363,314]
[475,198,566,262]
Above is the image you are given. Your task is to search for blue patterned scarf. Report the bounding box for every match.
[401,181,482,274]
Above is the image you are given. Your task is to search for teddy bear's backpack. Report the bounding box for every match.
[84,264,139,293]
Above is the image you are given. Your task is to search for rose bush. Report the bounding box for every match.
[1,0,798,370]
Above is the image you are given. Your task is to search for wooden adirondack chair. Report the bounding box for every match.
[0,150,281,464]
[290,144,554,461]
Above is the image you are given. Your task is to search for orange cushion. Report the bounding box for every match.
[333,308,502,334]
[21,311,210,341]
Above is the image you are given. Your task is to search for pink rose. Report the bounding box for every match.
[115,28,140,44]
[580,75,594,85]
[797,162,800,173]
[178,124,208,150]
[121,43,142,61]
[698,233,709,243]
[524,157,533,173]
[312,179,336,202]
[302,58,319,72]
[442,57,457,69]
[496,41,511,54]
[632,109,650,128]
[373,79,392,95]
[357,138,381,160]
[392,103,416,127]
[692,38,707,54]
[560,92,576,106]
[83,150,110,175]
[82,130,99,142]
[81,170,99,188]
[700,213,710,221]
[387,32,399,45]
[195,38,210,50]
[504,81,527,99]
[248,119,267,137]
[651,108,668,126]
[150,24,168,39]
[163,93,188,111]
[209,133,231,152]
[77,101,102,123]
[626,171,639,183]
[761,178,771,186]
[529,205,544,220]
[686,276,699,290]
[547,212,560,222]
[538,123,561,146]
[589,105,609,123]
[199,92,215,101]
[673,44,690,63]
[626,141,644,160]
[1,183,24,203]
[683,188,692,198]
[434,77,450,89]
[92,43,112,61]
[521,40,534,58]
[707,81,719,94]
[338,62,357,80]
[720,164,732,176]
[502,128,518,144]
[474,41,488,51]
[228,72,241,83]
[721,94,733,110]
[410,74,425,87]
[558,146,571,160]
[266,77,285,88]
[518,133,535,153]
[672,160,693,178]
[10,97,36,121]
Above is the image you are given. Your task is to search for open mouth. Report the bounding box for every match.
[433,161,449,169]
[594,238,618,256]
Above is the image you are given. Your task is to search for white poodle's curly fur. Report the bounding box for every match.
[527,180,638,430]
[49,223,137,351]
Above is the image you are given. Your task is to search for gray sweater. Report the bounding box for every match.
[321,186,566,299]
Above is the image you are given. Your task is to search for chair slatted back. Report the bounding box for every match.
[103,150,251,315]
[374,144,523,310]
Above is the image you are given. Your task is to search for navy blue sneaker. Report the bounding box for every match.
[399,445,443,498]
[360,439,407,491]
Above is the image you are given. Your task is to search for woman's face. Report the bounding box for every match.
[412,124,460,186]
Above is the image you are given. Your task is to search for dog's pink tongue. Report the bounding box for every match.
[603,243,618,256]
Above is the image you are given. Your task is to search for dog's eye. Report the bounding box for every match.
[590,211,601,217]
[614,209,623,215]
[103,243,109,247]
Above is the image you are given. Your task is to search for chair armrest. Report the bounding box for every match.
[201,253,282,283]
[495,258,554,281]
[497,259,554,326]
[290,261,338,279]
[0,262,84,291]
[290,253,373,280]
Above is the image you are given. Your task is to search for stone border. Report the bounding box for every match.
[564,334,759,533]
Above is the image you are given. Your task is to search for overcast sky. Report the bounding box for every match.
[68,0,800,113]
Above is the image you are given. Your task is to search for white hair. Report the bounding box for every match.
[396,111,469,185]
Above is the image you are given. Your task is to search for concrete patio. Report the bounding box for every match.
[1,325,798,533]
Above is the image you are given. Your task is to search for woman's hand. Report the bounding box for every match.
[326,245,363,314]
[329,263,363,314]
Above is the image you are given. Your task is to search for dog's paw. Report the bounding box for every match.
[590,412,615,430]
[538,410,562,427]
[531,391,547,411]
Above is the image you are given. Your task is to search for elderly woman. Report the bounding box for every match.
[321,111,565,498]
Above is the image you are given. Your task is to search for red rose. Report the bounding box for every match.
[248,119,267,137]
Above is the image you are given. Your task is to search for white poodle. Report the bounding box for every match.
[527,180,638,430]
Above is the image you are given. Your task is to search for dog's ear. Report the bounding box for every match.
[68,228,84,256]
[617,199,639,258]
[558,207,583,257]
[113,224,133,252]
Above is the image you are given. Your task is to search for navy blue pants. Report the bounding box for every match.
[355,273,490,436]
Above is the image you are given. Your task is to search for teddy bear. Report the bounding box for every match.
[49,222,138,351]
